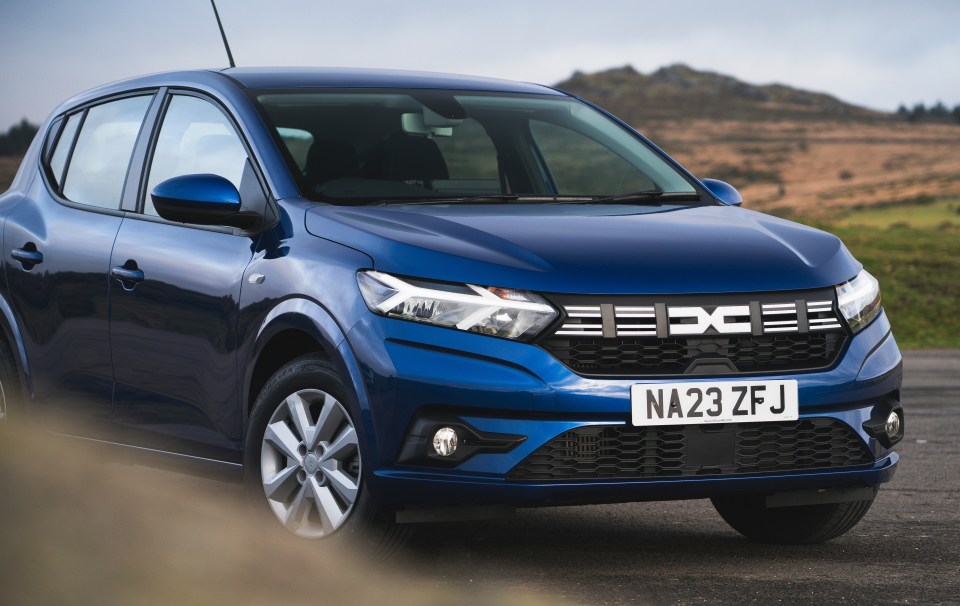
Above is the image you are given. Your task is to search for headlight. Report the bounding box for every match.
[836,270,881,333]
[357,270,558,340]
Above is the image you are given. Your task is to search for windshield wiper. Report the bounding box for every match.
[374,191,701,206]
[549,190,701,205]
[376,194,521,206]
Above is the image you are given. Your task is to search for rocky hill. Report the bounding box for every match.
[555,64,886,122]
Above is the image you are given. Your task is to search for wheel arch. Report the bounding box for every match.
[242,298,372,449]
[0,291,31,402]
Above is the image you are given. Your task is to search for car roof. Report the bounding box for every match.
[219,67,565,95]
[52,67,565,118]
[63,67,563,103]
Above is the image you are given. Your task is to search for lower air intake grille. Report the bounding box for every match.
[507,419,872,482]
[539,332,846,377]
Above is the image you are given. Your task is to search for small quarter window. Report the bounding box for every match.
[47,113,81,189]
[62,96,152,209]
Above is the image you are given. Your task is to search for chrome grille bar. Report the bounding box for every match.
[557,298,844,338]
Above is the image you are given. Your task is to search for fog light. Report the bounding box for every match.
[885,411,902,438]
[432,427,459,457]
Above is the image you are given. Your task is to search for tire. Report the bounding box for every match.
[712,491,877,544]
[243,354,411,555]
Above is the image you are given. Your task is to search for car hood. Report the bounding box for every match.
[304,203,860,294]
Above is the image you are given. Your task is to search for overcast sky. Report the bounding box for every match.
[1,0,958,128]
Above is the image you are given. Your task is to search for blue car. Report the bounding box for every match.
[0,67,902,547]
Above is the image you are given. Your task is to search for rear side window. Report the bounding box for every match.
[62,96,152,209]
[144,95,248,216]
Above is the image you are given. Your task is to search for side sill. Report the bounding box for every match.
[53,433,244,483]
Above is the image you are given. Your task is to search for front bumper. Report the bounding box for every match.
[343,309,902,508]
[373,453,898,508]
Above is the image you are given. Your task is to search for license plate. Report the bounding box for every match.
[631,380,798,426]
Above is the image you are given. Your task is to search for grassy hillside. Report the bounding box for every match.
[814,215,959,349]
[557,65,960,219]
[830,198,959,229]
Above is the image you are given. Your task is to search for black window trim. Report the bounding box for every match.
[127,86,276,236]
[38,88,160,218]
[120,88,168,213]
[41,116,63,170]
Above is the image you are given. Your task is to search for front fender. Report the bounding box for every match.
[242,297,379,461]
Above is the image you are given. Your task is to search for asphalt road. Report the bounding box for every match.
[78,350,958,605]
[404,350,960,605]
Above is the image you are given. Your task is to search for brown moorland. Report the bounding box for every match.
[556,64,960,219]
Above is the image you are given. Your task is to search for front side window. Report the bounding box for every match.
[62,96,152,209]
[145,95,248,215]
[254,90,698,205]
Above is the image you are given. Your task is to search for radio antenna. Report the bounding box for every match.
[209,0,236,68]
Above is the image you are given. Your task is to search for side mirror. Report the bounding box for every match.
[701,178,742,207]
[151,174,259,229]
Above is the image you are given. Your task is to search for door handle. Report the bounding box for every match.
[111,263,145,290]
[11,245,43,269]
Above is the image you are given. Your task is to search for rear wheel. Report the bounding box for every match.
[244,354,411,553]
[712,491,877,544]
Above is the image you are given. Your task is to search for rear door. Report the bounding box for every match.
[3,93,156,435]
[108,91,266,461]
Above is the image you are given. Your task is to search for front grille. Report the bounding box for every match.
[507,419,872,482]
[539,290,848,376]
[540,332,846,377]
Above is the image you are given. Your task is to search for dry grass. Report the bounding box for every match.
[0,423,548,606]
[650,119,960,219]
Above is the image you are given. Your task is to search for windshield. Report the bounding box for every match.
[253,90,700,204]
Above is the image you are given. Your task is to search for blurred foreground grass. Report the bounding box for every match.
[0,423,546,606]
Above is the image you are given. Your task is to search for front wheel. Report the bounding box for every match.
[712,491,877,544]
[244,354,410,553]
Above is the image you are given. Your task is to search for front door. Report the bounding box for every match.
[108,92,262,461]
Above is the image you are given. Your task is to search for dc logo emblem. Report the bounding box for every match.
[668,305,752,336]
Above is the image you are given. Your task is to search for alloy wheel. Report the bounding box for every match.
[260,389,361,538]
